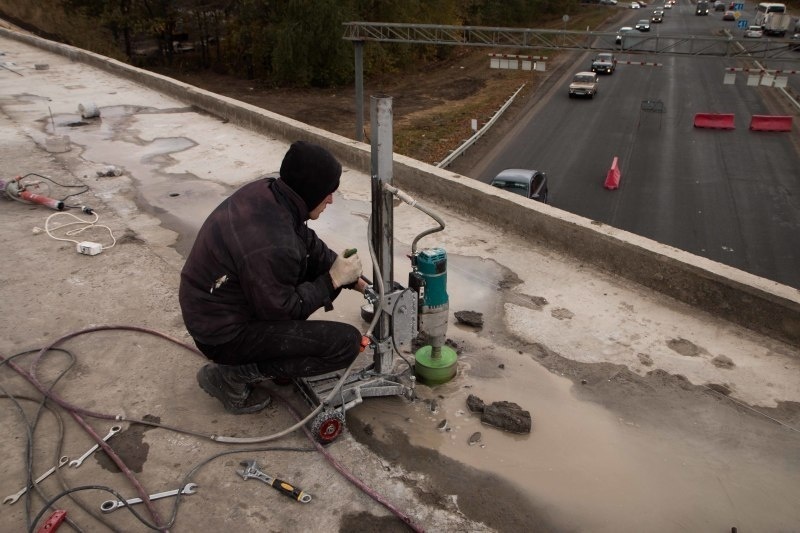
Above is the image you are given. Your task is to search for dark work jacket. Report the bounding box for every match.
[178,177,339,345]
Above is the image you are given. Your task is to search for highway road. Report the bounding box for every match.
[470,2,800,289]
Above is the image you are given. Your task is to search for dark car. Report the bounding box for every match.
[591,52,617,74]
[722,10,736,20]
[490,169,549,204]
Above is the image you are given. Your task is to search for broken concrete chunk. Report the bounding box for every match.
[78,102,100,118]
[454,310,483,328]
[466,394,485,413]
[711,355,735,369]
[482,401,532,434]
[429,398,439,413]
[468,432,482,446]
[466,394,532,434]
[96,165,123,177]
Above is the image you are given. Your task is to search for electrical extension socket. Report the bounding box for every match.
[77,241,102,256]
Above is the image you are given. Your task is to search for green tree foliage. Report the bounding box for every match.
[271,0,355,86]
[223,0,276,79]
[7,0,582,86]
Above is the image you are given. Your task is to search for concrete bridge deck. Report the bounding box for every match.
[1,26,798,532]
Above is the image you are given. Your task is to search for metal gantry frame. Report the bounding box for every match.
[343,22,800,59]
[343,21,800,140]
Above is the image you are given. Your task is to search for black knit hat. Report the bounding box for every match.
[279,141,342,211]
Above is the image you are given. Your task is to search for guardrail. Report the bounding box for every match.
[436,83,525,168]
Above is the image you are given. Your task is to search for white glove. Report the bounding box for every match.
[329,252,362,289]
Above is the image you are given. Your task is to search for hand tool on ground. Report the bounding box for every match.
[2,176,65,210]
[237,459,312,503]
[3,456,69,505]
[68,425,122,468]
[99,482,198,513]
[36,509,67,532]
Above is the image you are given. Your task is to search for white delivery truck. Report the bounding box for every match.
[760,12,791,35]
[754,3,792,36]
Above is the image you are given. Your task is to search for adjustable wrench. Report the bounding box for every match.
[99,482,198,513]
[3,456,69,505]
[69,425,122,468]
[237,459,312,503]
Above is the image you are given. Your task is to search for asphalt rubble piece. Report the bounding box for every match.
[454,309,484,328]
[466,393,532,434]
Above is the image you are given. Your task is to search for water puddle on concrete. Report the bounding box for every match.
[351,254,795,531]
[47,106,231,252]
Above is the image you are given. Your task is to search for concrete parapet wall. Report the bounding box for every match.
[4,27,799,347]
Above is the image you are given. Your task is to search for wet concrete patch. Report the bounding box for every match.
[550,307,574,320]
[96,414,159,473]
[637,352,654,366]
[116,229,145,245]
[666,337,705,357]
[706,382,732,395]
[340,511,416,533]
[347,418,564,532]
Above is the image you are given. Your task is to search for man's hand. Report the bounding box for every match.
[330,251,362,289]
[354,277,368,293]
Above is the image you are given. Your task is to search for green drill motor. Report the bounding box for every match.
[410,247,457,385]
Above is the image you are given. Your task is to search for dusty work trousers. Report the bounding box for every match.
[195,320,361,378]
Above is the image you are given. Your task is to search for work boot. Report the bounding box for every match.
[196,363,272,414]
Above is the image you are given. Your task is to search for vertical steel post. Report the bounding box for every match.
[370,95,394,373]
[354,41,364,142]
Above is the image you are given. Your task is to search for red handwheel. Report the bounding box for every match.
[310,410,346,444]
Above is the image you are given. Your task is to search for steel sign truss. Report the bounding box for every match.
[343,22,800,62]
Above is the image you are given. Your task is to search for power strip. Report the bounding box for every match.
[77,241,102,256]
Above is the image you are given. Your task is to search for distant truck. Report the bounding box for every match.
[754,3,791,37]
[760,12,792,36]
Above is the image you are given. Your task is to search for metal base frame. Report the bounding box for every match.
[295,363,415,414]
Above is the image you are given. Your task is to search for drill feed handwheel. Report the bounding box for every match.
[310,410,345,444]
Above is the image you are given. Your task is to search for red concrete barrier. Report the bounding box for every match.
[749,115,792,132]
[693,113,735,129]
[604,156,621,190]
